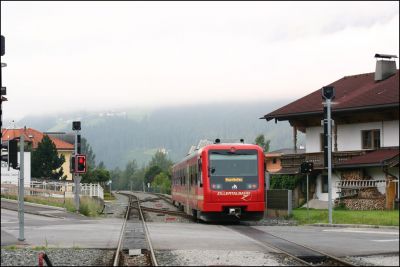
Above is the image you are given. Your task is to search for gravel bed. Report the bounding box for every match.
[120,251,152,266]
[155,249,302,266]
[102,192,129,218]
[1,248,115,266]
[344,254,400,266]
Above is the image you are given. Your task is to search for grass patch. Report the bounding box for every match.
[1,194,102,217]
[103,192,116,201]
[31,246,48,251]
[292,208,399,226]
[3,245,18,250]
[78,197,103,217]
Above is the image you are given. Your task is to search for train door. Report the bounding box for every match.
[185,164,190,215]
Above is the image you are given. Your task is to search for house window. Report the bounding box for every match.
[321,175,328,193]
[362,129,380,149]
[272,158,277,164]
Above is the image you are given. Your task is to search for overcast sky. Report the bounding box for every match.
[1,1,399,120]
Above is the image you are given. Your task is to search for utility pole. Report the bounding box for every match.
[72,121,81,212]
[322,86,335,224]
[300,161,313,224]
[18,134,25,241]
[1,35,6,143]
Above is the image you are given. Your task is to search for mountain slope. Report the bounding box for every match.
[13,101,304,169]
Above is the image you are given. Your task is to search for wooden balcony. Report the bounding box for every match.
[280,150,366,170]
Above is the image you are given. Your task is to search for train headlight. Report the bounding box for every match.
[247,184,257,189]
[212,184,222,189]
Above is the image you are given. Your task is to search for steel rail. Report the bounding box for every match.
[260,230,356,266]
[225,226,312,266]
[136,196,159,266]
[113,194,131,266]
[229,225,356,266]
[131,205,192,219]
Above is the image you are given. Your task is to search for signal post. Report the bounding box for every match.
[72,121,87,212]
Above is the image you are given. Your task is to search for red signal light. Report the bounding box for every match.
[75,155,86,173]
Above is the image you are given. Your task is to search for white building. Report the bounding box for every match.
[262,54,399,209]
[1,152,31,186]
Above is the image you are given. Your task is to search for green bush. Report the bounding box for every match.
[79,197,102,217]
[270,174,302,190]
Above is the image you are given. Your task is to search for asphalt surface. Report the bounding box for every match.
[1,194,398,266]
[1,196,128,248]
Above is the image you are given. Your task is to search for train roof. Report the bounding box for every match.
[173,141,263,168]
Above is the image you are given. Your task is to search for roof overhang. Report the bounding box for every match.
[261,103,399,122]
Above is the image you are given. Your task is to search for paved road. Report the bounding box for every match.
[251,225,399,257]
[1,208,123,248]
[147,222,399,257]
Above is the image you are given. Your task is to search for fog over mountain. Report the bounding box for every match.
[9,101,305,169]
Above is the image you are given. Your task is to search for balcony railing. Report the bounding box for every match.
[280,151,366,170]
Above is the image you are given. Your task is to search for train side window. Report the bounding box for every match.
[198,159,203,187]
[195,165,198,185]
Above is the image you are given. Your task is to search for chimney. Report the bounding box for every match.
[374,53,397,81]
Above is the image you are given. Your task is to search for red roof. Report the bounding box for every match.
[1,128,74,150]
[337,147,399,167]
[263,70,399,120]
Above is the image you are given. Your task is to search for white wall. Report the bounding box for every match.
[305,120,400,152]
[337,121,383,151]
[383,120,399,147]
[315,172,340,201]
[306,126,323,153]
[365,167,391,194]
[1,152,31,186]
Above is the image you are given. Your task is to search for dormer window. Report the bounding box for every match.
[362,129,380,149]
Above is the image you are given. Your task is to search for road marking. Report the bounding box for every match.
[372,239,399,242]
[323,229,398,235]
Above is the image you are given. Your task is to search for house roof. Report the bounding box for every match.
[1,128,74,150]
[265,148,306,157]
[263,70,399,121]
[336,147,399,168]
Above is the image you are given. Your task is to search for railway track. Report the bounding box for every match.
[114,191,358,266]
[228,225,357,266]
[113,192,158,266]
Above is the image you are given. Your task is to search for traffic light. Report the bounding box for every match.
[76,155,86,173]
[77,134,81,154]
[1,35,4,56]
[322,86,335,100]
[72,121,81,131]
[70,156,75,173]
[300,161,313,174]
[1,139,18,169]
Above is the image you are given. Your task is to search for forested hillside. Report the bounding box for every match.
[13,101,304,169]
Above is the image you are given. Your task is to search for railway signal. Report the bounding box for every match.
[300,161,313,174]
[76,154,87,173]
[70,155,75,173]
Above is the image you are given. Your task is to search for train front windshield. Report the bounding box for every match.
[209,150,259,190]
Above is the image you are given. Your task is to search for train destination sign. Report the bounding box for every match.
[225,177,243,182]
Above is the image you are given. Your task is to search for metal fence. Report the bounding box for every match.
[1,180,104,200]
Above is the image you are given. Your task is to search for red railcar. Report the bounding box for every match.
[172,140,265,222]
